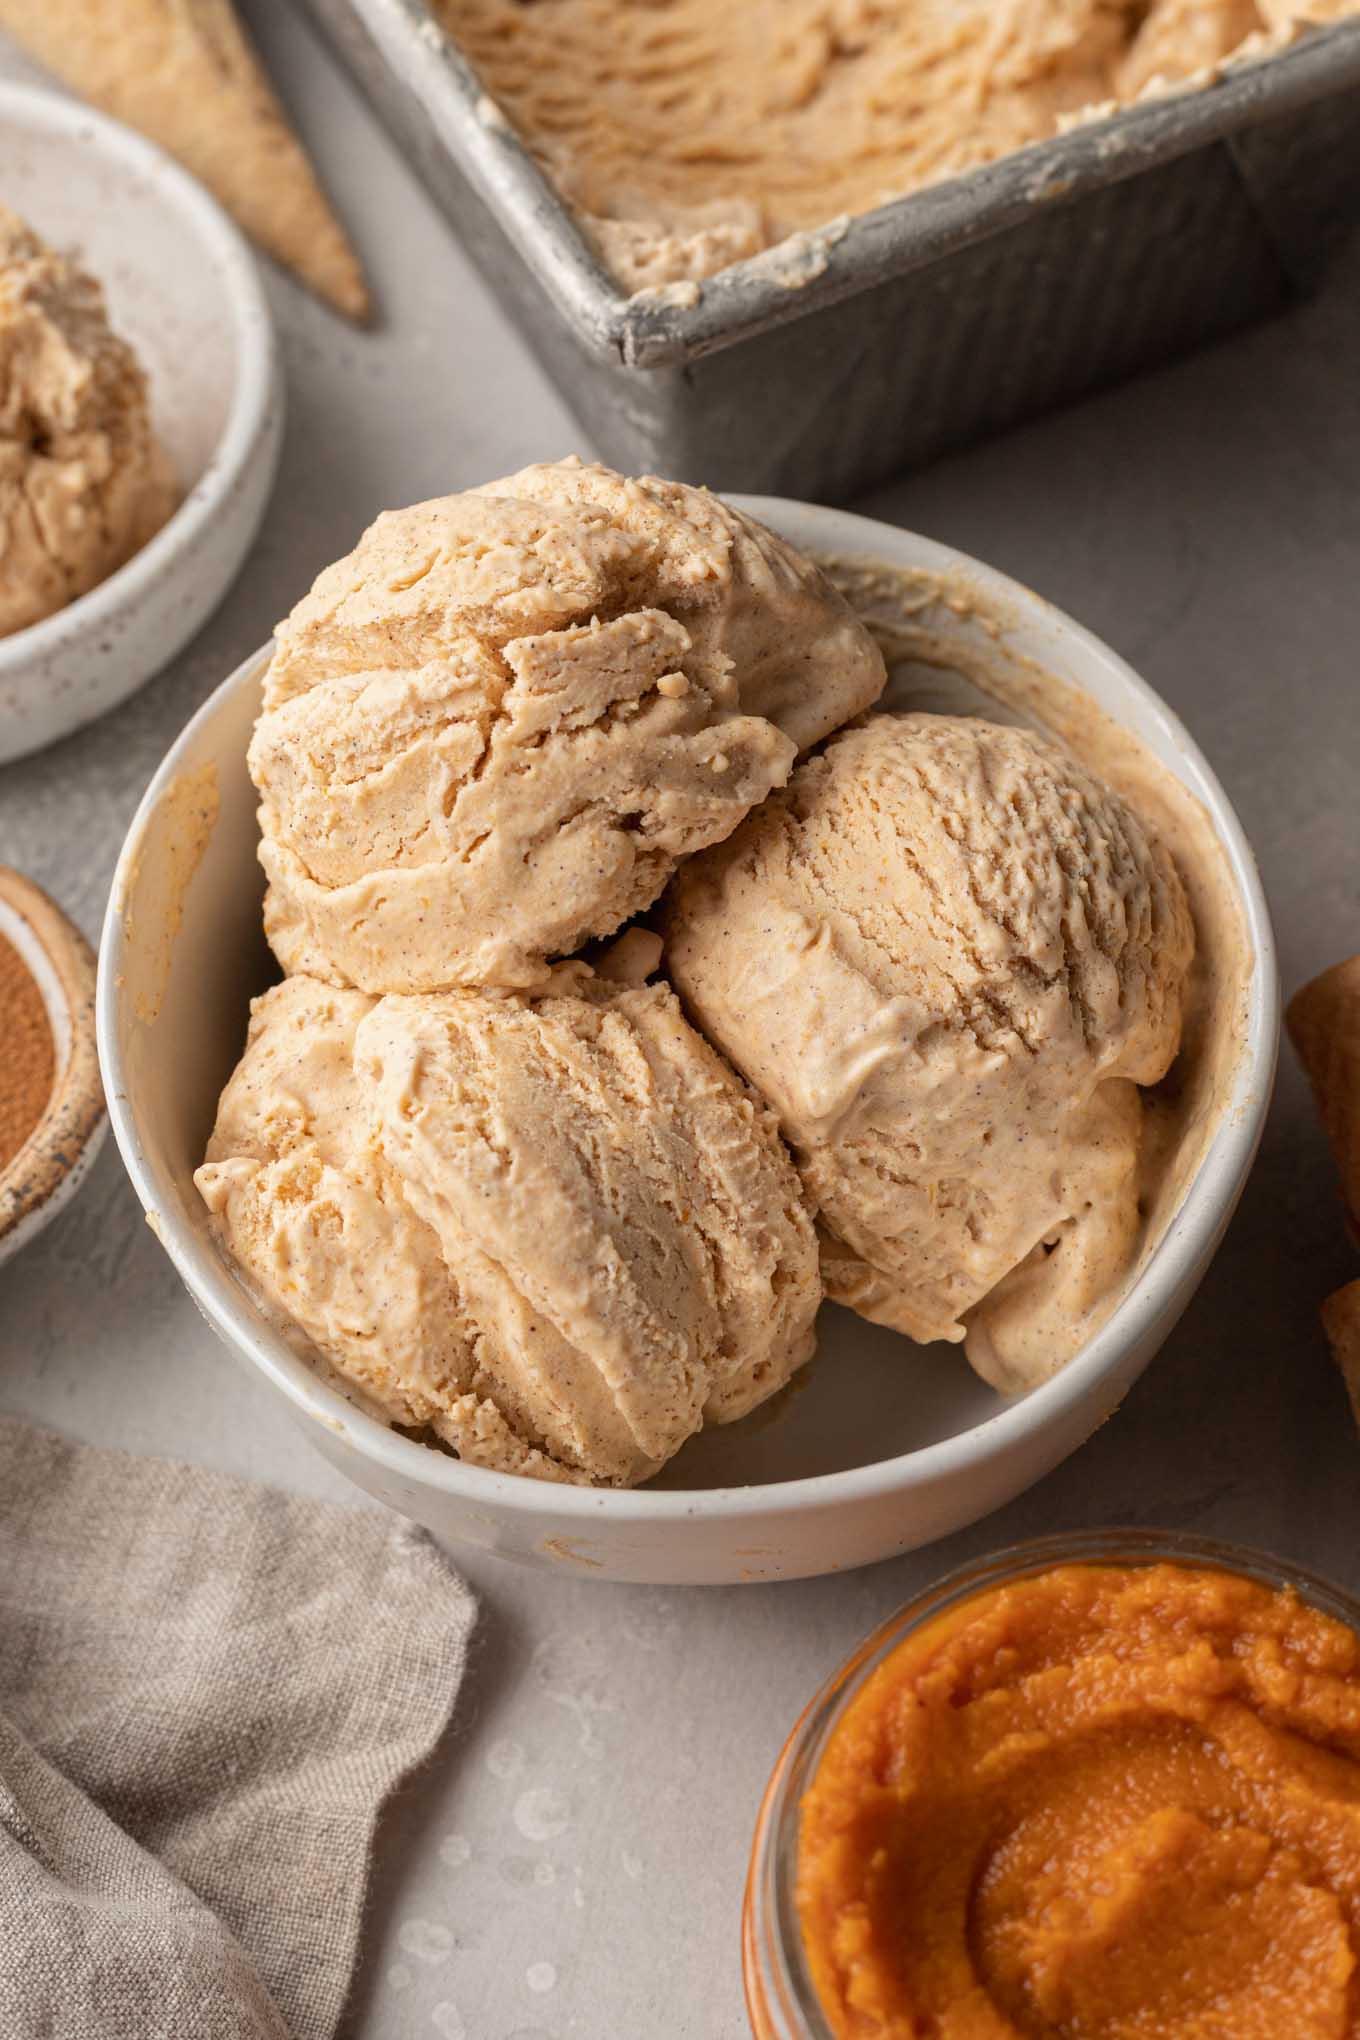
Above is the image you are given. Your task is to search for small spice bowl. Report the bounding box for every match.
[0,867,107,1268]
[743,1529,1360,2038]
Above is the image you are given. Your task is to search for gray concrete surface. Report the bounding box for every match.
[2,7,1359,2037]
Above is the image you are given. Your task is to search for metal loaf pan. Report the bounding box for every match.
[301,0,1360,500]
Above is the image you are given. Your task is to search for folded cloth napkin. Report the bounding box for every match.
[0,1416,476,2040]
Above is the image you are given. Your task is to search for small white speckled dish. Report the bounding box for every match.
[98,502,1278,1585]
[0,83,283,764]
[0,867,106,1268]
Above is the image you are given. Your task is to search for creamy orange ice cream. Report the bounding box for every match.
[435,0,1356,291]
[0,207,175,637]
[666,712,1194,1390]
[250,457,884,994]
[195,959,820,1485]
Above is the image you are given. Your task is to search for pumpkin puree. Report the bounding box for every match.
[797,1562,1360,2039]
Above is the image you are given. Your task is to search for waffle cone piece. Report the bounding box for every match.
[0,0,369,320]
[1287,956,1360,1416]
[1321,1281,1360,1430]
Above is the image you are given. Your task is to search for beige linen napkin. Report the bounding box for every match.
[0,1416,476,2038]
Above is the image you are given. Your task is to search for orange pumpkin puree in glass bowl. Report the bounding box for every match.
[747,1536,1360,2040]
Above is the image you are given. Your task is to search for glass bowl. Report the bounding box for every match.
[742,1527,1360,2038]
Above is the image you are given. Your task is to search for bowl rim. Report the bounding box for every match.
[97,499,1280,1525]
[0,79,276,680]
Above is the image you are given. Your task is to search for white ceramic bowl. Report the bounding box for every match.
[97,501,1278,1585]
[0,83,283,763]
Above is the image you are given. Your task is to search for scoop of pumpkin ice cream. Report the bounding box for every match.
[665,712,1194,1392]
[192,975,556,1477]
[250,456,884,994]
[0,207,175,637]
[195,961,820,1485]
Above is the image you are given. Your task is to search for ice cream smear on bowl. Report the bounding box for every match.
[195,462,1236,1488]
[666,713,1195,1394]
[249,457,886,993]
[0,206,176,637]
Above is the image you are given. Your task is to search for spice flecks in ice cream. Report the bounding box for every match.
[666,712,1194,1390]
[250,457,884,994]
[195,965,821,1485]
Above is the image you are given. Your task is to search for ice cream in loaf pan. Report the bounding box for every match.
[434,0,1359,291]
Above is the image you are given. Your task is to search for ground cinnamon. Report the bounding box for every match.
[0,930,54,1172]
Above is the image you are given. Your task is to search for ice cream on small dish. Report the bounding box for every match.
[665,712,1195,1392]
[249,457,885,995]
[0,206,176,637]
[195,952,821,1486]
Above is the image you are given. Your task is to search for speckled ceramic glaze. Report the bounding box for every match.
[97,502,1278,1584]
[0,868,106,1267]
[0,83,283,764]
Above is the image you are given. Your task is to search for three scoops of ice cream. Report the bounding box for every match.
[197,458,1195,1486]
